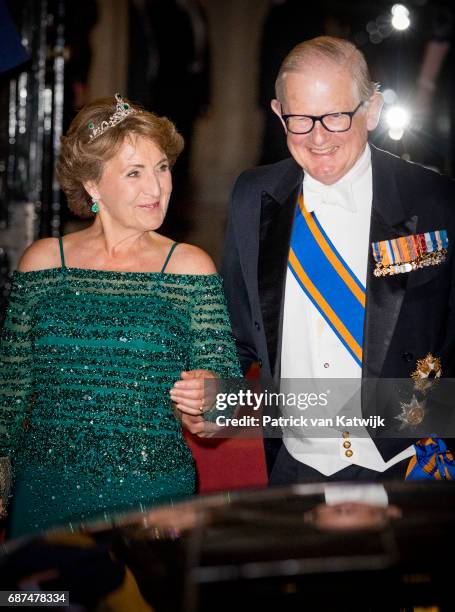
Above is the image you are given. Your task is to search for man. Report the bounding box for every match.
[221,36,455,483]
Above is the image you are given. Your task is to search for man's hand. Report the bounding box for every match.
[180,413,219,438]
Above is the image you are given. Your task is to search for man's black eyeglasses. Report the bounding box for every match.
[281,101,365,134]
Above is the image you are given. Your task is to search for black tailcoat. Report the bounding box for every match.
[221,146,455,465]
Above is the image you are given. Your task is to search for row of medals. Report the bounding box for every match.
[374,249,447,277]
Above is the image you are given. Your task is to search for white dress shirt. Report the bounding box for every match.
[280,145,414,475]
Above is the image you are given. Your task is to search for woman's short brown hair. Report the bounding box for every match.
[56,96,184,218]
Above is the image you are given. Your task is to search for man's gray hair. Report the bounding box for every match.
[275,36,379,103]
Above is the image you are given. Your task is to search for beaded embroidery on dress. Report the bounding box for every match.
[0,265,241,538]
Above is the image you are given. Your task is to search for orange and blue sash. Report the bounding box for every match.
[288,193,365,367]
[288,193,453,480]
[405,437,455,480]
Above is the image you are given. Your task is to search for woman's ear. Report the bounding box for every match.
[83,180,99,202]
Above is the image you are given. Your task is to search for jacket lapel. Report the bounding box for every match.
[258,160,302,379]
[363,146,417,378]
[257,147,419,381]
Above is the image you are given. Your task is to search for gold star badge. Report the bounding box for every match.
[411,353,442,393]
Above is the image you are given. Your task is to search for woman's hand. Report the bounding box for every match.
[170,369,219,416]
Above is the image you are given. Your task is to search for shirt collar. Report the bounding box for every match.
[303,144,371,213]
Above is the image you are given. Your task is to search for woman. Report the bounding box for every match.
[0,94,241,539]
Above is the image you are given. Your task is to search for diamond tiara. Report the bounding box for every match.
[88,93,138,141]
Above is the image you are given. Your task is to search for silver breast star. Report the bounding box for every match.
[395,396,426,429]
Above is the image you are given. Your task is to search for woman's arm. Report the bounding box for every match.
[170,268,243,435]
[17,237,60,272]
[0,275,37,462]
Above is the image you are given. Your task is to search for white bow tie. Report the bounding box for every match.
[304,181,356,213]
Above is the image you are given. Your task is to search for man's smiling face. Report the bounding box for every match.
[273,61,382,185]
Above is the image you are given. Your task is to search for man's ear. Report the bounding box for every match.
[271,99,287,132]
[366,91,384,131]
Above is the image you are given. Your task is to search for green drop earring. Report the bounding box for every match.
[91,200,99,213]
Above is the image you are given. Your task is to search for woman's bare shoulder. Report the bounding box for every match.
[167,243,217,275]
[17,238,61,272]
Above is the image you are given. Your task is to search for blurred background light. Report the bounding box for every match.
[383,89,398,105]
[388,127,405,140]
[386,105,411,129]
[385,105,411,140]
[391,4,410,17]
[391,5,411,30]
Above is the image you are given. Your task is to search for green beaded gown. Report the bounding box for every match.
[0,241,241,539]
